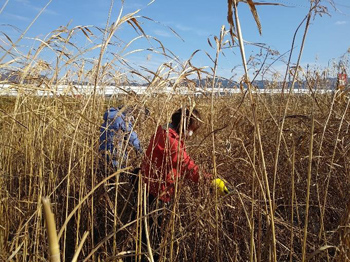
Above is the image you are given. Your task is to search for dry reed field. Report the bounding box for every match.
[1,91,350,262]
[1,0,350,261]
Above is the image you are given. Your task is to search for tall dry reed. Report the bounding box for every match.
[1,0,350,261]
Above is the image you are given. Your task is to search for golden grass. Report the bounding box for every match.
[1,91,350,261]
[1,1,350,261]
[42,197,60,262]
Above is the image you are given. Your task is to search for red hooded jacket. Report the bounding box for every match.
[141,125,201,202]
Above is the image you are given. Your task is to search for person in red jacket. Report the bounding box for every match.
[141,107,209,203]
[135,108,229,261]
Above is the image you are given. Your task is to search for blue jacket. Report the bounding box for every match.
[99,107,142,167]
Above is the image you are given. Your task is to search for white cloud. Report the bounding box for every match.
[14,0,58,16]
[175,24,193,32]
[5,13,29,21]
[153,29,172,38]
[14,0,30,4]
[32,6,59,16]
[124,2,144,11]
[335,21,347,25]
[196,29,210,37]
[174,23,209,37]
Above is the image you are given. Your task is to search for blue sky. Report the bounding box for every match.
[1,0,350,81]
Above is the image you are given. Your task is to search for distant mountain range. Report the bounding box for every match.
[1,71,346,90]
[193,77,343,90]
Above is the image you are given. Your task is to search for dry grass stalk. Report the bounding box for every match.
[231,0,278,260]
[71,231,89,262]
[42,197,60,262]
[143,184,154,262]
[301,111,315,262]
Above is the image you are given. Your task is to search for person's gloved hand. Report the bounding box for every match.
[212,178,229,195]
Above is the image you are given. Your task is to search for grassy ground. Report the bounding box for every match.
[1,91,350,261]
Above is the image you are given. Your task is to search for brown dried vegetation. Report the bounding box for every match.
[1,0,350,261]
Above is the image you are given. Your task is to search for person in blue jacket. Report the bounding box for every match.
[95,106,143,252]
[99,106,142,170]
